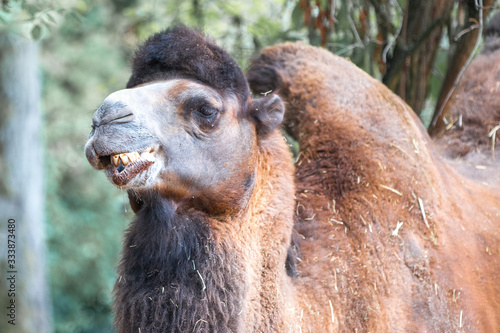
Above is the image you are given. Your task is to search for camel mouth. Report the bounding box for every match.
[100,147,159,187]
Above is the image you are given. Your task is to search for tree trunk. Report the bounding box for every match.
[0,32,51,333]
[383,0,454,115]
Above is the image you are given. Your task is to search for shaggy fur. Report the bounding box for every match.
[112,132,296,332]
[114,192,245,332]
[127,26,250,104]
[432,44,500,154]
[485,12,500,39]
[87,27,500,332]
[432,14,500,186]
[483,37,500,54]
[434,11,500,153]
[249,43,500,332]
[96,28,297,331]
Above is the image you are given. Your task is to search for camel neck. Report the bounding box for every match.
[113,194,246,332]
[113,132,296,332]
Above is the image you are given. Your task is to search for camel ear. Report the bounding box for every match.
[247,64,283,94]
[249,94,285,136]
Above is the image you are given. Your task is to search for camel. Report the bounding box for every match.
[85,26,500,332]
[432,14,500,187]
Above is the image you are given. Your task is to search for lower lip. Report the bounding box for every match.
[109,160,155,186]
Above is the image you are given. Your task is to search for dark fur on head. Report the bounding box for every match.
[127,26,250,104]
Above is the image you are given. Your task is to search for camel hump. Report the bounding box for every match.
[247,43,441,202]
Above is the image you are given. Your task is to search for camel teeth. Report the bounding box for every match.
[111,151,149,169]
[131,152,140,163]
[141,151,156,162]
[119,153,130,166]
[112,155,120,167]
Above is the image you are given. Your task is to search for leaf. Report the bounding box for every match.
[31,24,41,40]
[46,12,56,24]
[68,11,83,23]
[25,4,38,16]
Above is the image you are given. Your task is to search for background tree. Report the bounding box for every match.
[0,0,62,332]
[0,32,51,333]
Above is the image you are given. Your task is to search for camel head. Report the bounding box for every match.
[85,27,285,214]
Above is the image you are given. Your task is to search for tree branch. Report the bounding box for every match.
[383,13,448,90]
[368,0,397,35]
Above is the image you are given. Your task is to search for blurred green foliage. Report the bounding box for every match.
[0,0,80,40]
[42,3,132,332]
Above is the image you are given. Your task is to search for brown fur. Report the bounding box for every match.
[86,27,500,332]
[432,37,500,187]
[433,44,500,156]
[248,43,500,332]
[85,28,300,332]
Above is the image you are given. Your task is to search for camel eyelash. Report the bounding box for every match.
[196,105,218,118]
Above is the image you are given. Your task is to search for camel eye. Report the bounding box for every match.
[193,105,220,131]
[197,105,217,118]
